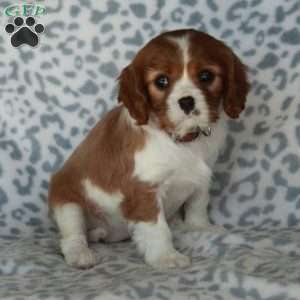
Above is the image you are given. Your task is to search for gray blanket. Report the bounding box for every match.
[0,0,300,299]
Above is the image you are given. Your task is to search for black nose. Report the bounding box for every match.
[178,96,195,114]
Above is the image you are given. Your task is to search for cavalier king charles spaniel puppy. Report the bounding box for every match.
[49,29,249,269]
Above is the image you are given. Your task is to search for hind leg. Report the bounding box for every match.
[87,227,108,242]
[54,203,97,269]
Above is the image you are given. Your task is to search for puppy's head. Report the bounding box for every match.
[118,29,250,138]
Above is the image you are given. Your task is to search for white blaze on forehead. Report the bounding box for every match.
[166,34,194,97]
[165,34,211,136]
[167,34,190,67]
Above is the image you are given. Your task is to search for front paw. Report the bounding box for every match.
[147,250,191,269]
[64,247,97,269]
[61,238,97,269]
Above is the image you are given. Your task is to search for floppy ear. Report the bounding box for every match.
[118,65,149,125]
[223,51,250,119]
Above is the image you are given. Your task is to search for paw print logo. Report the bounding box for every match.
[5,16,44,47]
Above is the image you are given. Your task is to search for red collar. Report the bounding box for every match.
[176,131,200,143]
[174,127,211,143]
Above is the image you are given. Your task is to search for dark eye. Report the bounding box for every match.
[198,70,215,84]
[154,75,169,89]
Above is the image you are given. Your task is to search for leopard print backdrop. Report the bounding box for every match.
[0,1,300,299]
[1,0,299,236]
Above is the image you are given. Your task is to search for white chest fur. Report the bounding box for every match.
[134,119,226,219]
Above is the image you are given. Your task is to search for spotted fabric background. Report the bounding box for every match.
[0,0,300,299]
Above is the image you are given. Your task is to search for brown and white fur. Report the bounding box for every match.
[48,29,249,269]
